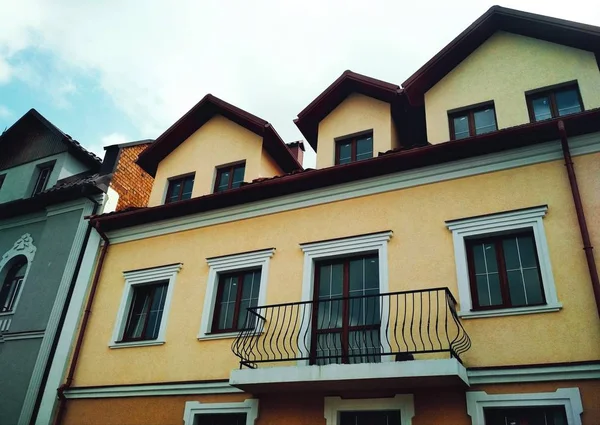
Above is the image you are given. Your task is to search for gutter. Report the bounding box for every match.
[558,120,600,318]
[53,222,110,425]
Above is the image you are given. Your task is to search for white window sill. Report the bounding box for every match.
[198,330,261,341]
[109,340,165,349]
[0,311,15,317]
[459,303,562,319]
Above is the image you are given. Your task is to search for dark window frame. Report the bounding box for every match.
[526,82,584,122]
[120,281,169,342]
[334,131,374,165]
[214,161,246,193]
[310,252,380,364]
[211,268,261,334]
[466,230,546,311]
[0,174,5,191]
[448,102,498,140]
[31,164,54,196]
[0,257,27,313]
[165,173,195,204]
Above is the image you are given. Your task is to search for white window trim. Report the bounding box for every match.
[198,248,274,340]
[298,231,392,365]
[446,205,561,319]
[324,395,415,425]
[0,234,37,318]
[109,263,182,348]
[183,399,259,425]
[466,388,583,425]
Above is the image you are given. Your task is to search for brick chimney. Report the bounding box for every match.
[287,141,305,167]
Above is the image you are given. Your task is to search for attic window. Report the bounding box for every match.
[165,174,194,204]
[214,162,245,193]
[31,164,53,196]
[335,132,373,165]
[448,103,497,140]
[526,82,583,122]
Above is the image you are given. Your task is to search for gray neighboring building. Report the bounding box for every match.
[0,109,145,425]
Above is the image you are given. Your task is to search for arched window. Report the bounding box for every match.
[0,257,27,313]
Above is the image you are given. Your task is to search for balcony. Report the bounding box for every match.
[230,287,471,392]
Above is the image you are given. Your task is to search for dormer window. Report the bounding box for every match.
[165,174,194,204]
[31,164,53,196]
[449,102,497,140]
[526,82,583,122]
[335,132,373,165]
[214,162,245,193]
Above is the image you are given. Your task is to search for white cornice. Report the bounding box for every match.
[64,381,242,399]
[467,363,600,384]
[107,133,600,244]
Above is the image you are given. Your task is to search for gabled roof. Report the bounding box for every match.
[90,108,600,232]
[136,94,302,176]
[402,6,600,105]
[294,70,403,150]
[0,109,102,171]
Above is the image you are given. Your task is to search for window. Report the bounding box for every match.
[110,263,181,348]
[527,83,583,122]
[466,388,583,425]
[0,234,36,321]
[466,231,545,310]
[183,399,259,425]
[340,411,401,425]
[299,231,391,365]
[446,206,561,318]
[484,406,567,425]
[121,282,168,341]
[0,174,5,191]
[313,254,381,365]
[198,249,273,340]
[335,133,373,165]
[324,395,415,425]
[449,103,497,140]
[31,164,53,196]
[212,269,262,333]
[0,257,27,313]
[214,162,245,193]
[165,174,194,204]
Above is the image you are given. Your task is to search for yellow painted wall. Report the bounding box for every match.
[425,32,600,144]
[147,115,280,206]
[62,381,600,425]
[316,93,400,168]
[72,151,600,387]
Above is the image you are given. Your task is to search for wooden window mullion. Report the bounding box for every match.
[227,166,235,190]
[351,139,357,162]
[549,92,559,118]
[468,111,476,136]
[231,272,246,331]
[494,239,511,308]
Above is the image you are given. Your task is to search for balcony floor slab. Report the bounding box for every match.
[229,358,469,393]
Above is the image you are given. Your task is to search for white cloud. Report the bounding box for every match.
[0,0,599,168]
[101,132,129,147]
[0,105,11,119]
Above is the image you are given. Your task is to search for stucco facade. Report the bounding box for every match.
[55,6,600,425]
[425,32,600,144]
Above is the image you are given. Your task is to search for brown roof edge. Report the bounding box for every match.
[402,6,600,105]
[294,70,403,151]
[91,109,600,232]
[136,94,300,176]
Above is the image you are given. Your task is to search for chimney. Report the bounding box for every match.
[287,141,305,167]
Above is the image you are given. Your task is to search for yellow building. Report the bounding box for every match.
[47,6,600,425]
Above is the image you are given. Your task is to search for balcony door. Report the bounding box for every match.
[311,254,381,365]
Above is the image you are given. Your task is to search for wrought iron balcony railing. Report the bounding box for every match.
[231,287,471,369]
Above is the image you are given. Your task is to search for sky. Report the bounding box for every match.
[0,0,599,168]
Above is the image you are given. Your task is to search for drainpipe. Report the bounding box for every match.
[558,120,600,318]
[53,221,110,425]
